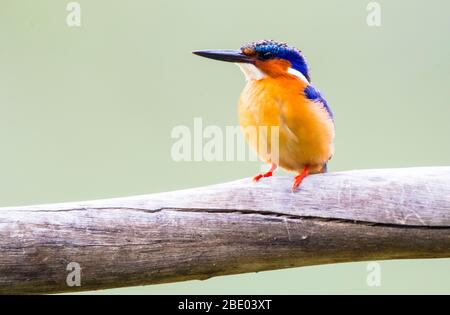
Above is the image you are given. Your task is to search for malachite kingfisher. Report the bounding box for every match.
[193,40,335,190]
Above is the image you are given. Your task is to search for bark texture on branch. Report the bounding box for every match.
[0,167,449,294]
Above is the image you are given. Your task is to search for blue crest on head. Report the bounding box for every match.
[241,40,310,81]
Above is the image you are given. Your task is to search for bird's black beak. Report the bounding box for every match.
[192,49,255,64]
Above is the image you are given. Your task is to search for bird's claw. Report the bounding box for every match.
[291,166,309,191]
[291,175,305,191]
[253,171,273,182]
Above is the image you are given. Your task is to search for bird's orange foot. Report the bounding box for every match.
[253,163,277,182]
[291,166,309,191]
[253,171,273,182]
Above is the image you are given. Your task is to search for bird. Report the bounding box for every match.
[193,40,335,190]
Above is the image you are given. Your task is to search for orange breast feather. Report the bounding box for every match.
[238,75,334,174]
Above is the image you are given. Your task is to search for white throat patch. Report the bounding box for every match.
[287,67,310,84]
[236,63,310,84]
[236,63,265,81]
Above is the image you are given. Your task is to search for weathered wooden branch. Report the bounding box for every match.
[0,167,449,294]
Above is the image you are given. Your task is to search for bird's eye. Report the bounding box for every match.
[260,51,274,60]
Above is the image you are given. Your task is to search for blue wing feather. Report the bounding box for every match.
[304,85,333,121]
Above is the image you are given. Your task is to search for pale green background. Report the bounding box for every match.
[0,0,449,294]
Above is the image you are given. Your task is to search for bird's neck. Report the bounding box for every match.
[237,64,265,81]
[236,61,310,85]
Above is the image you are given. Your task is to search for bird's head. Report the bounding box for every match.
[193,40,310,82]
